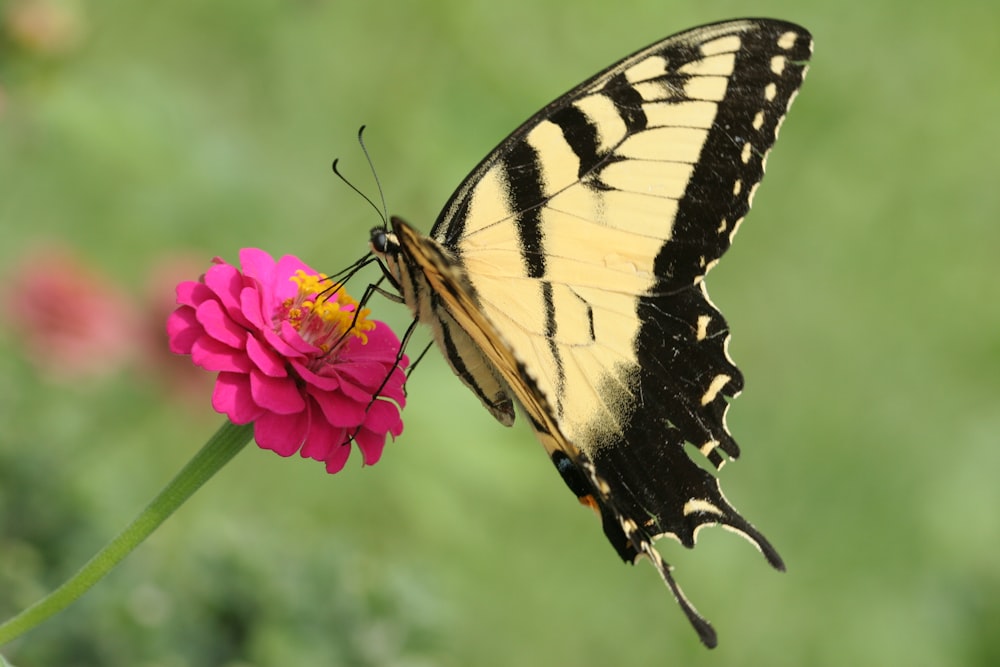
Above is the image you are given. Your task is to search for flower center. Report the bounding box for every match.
[281,270,375,352]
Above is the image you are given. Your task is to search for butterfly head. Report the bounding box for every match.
[368,220,408,293]
[369,225,397,257]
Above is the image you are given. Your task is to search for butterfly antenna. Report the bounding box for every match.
[356,125,390,229]
[331,156,387,228]
[326,251,376,285]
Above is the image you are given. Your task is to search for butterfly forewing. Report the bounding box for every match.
[431,18,809,459]
[376,18,812,648]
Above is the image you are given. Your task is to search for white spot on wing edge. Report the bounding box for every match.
[729,215,753,245]
[746,180,763,208]
[777,30,798,50]
[695,314,711,341]
[683,498,724,516]
[721,523,773,559]
[770,55,787,75]
[773,87,803,139]
[720,334,739,385]
[700,373,732,406]
[699,439,720,458]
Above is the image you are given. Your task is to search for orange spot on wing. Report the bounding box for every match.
[577,494,601,516]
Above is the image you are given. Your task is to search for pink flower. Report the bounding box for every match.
[2,243,142,381]
[166,248,407,473]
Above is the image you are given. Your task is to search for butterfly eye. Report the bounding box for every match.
[369,227,389,253]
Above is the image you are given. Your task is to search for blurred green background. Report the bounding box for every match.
[1,0,998,665]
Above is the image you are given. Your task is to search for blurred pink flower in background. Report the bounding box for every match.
[1,0,86,57]
[167,249,407,473]
[2,244,142,381]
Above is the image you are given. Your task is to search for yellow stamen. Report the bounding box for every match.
[280,270,375,352]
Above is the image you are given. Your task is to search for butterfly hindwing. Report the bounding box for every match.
[371,18,812,648]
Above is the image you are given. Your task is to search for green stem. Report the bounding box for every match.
[0,420,254,646]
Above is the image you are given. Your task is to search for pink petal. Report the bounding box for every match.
[260,322,311,358]
[377,366,408,407]
[174,280,211,308]
[322,440,352,474]
[239,283,268,330]
[318,364,374,403]
[195,298,246,348]
[291,360,340,392]
[365,398,404,438]
[203,263,250,325]
[166,307,202,354]
[379,368,408,406]
[353,426,388,466]
[212,372,264,423]
[336,365,393,402]
[298,412,353,473]
[246,334,288,377]
[249,368,305,414]
[308,383,365,427]
[191,335,251,373]
[271,254,313,301]
[254,409,308,456]
[327,358,386,384]
[299,417,343,462]
[337,361,406,402]
[275,320,320,356]
[344,323,403,361]
[238,248,277,286]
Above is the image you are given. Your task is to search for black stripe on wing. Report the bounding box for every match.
[603,72,649,133]
[548,104,603,180]
[503,141,548,279]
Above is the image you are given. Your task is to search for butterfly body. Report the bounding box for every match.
[370,18,812,647]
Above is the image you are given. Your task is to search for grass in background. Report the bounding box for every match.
[2,0,998,665]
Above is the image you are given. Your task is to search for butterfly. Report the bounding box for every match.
[368,18,812,648]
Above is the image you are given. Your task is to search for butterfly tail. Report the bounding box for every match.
[642,543,718,648]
